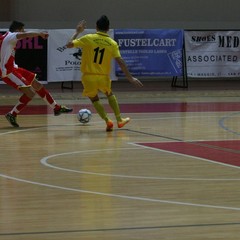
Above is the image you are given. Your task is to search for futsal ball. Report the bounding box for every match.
[77,109,92,124]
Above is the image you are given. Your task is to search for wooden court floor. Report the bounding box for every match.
[0,80,240,239]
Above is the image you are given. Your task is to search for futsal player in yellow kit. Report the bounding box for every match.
[66,15,143,131]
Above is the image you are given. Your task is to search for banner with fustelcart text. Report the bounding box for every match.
[47,29,117,82]
[185,30,240,78]
[3,29,240,84]
[114,29,184,77]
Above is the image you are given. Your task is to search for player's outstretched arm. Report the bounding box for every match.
[16,31,49,40]
[66,20,86,48]
[115,57,143,87]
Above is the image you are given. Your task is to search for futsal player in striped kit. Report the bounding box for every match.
[0,21,72,127]
[66,15,143,131]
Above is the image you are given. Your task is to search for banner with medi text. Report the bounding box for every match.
[0,29,48,83]
[47,29,117,82]
[114,29,184,77]
[185,31,240,78]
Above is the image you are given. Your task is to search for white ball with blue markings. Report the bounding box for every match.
[77,109,92,123]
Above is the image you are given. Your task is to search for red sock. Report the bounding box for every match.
[11,94,32,116]
[35,87,60,109]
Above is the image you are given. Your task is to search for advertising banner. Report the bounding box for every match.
[47,29,117,82]
[114,29,184,77]
[0,29,48,83]
[185,31,240,78]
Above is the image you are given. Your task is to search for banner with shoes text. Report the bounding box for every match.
[185,31,240,78]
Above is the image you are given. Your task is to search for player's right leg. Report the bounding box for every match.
[6,90,34,127]
[83,75,113,131]
[2,71,35,127]
[90,96,113,132]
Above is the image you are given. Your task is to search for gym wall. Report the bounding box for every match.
[1,0,240,29]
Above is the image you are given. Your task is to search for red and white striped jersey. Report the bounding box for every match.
[0,32,18,77]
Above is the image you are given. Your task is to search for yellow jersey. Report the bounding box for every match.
[73,32,121,75]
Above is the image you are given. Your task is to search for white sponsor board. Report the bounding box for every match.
[47,29,117,82]
[185,31,240,78]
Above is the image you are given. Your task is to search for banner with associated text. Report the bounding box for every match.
[0,29,48,83]
[47,29,117,82]
[114,29,184,77]
[185,31,240,78]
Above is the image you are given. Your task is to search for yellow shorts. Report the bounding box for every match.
[81,74,112,98]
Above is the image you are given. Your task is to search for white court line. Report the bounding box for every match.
[41,147,240,181]
[0,115,240,211]
[1,172,240,211]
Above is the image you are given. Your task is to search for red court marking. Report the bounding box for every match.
[137,140,240,167]
[1,102,240,115]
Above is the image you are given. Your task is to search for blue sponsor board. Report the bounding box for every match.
[114,29,183,77]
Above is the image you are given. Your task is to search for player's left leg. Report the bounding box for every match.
[31,78,72,116]
[100,76,130,129]
[106,92,130,129]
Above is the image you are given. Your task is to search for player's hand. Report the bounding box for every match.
[131,77,144,87]
[76,20,86,34]
[66,20,86,45]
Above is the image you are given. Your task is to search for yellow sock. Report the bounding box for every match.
[108,95,121,122]
[93,100,108,122]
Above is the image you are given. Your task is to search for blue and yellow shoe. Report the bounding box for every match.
[5,113,19,127]
[54,106,73,116]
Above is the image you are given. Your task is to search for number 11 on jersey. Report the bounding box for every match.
[94,47,105,64]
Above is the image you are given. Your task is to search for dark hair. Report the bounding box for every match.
[9,21,24,32]
[96,15,109,31]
